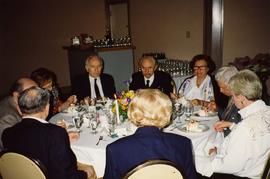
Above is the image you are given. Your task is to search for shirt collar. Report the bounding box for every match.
[89,75,100,81]
[144,74,155,83]
[22,116,48,124]
[238,100,266,119]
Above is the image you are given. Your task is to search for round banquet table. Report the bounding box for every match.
[50,112,219,177]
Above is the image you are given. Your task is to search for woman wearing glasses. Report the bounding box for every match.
[178,54,225,109]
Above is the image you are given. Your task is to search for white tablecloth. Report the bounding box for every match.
[50,113,219,177]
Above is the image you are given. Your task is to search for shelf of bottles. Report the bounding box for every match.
[158,59,193,78]
[92,37,132,48]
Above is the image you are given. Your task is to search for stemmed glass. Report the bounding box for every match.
[184,101,194,121]
[73,116,83,132]
[90,118,100,134]
[174,102,183,123]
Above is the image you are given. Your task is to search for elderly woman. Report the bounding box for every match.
[199,70,270,178]
[214,66,241,136]
[178,54,221,107]
[103,89,197,179]
[31,68,77,118]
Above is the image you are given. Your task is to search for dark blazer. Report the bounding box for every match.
[218,101,242,137]
[129,71,173,96]
[103,126,197,179]
[72,73,116,100]
[2,118,87,179]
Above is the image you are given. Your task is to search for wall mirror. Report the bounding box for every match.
[105,0,130,39]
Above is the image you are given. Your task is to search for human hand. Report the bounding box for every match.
[214,120,233,132]
[170,93,178,100]
[68,132,80,142]
[67,95,77,105]
[208,147,217,156]
[56,119,67,129]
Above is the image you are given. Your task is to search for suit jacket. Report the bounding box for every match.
[129,71,173,96]
[0,96,21,151]
[72,73,116,100]
[103,126,197,179]
[2,118,87,179]
[218,100,242,137]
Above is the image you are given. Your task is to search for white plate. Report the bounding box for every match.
[178,123,209,133]
[191,111,217,121]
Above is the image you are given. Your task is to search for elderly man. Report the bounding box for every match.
[2,86,96,179]
[129,56,173,96]
[0,77,37,151]
[72,54,116,101]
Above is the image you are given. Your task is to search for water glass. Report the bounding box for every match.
[184,101,194,120]
[90,119,99,134]
[73,116,83,132]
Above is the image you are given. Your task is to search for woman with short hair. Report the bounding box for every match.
[178,54,222,108]
[103,89,197,179]
[31,68,77,119]
[214,66,241,136]
[199,70,270,178]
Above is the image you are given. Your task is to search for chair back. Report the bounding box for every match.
[262,155,270,179]
[0,152,46,179]
[123,159,184,179]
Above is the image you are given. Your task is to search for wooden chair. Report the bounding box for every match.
[122,159,185,179]
[262,155,270,179]
[0,152,47,179]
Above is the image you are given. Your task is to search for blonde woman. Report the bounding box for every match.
[103,89,197,179]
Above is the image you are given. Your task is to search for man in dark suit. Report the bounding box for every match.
[2,86,96,179]
[103,89,197,179]
[0,77,37,151]
[72,54,116,101]
[129,56,173,96]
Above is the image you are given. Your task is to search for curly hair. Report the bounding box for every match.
[189,54,216,74]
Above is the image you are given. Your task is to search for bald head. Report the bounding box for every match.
[9,77,37,96]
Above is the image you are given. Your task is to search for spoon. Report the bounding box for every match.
[96,136,103,146]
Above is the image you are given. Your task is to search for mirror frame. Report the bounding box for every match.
[105,0,131,38]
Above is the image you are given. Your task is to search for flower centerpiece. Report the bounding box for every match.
[112,90,135,122]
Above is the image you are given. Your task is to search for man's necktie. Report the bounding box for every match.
[146,80,150,88]
[94,78,101,99]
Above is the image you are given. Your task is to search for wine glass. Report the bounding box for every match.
[90,118,100,134]
[174,102,183,123]
[73,116,83,132]
[184,101,194,121]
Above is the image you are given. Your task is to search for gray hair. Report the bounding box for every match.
[85,54,104,66]
[215,66,238,84]
[18,86,50,115]
[229,69,262,100]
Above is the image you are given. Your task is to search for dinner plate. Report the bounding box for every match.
[178,123,209,133]
[191,111,218,121]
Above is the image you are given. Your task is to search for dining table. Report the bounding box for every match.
[50,108,220,178]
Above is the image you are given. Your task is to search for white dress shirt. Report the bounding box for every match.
[199,100,270,178]
[88,76,104,99]
[144,74,154,87]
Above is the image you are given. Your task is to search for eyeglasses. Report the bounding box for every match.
[193,66,207,70]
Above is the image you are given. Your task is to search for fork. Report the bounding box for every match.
[96,136,103,146]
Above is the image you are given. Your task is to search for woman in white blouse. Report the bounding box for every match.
[199,70,270,178]
[178,54,219,107]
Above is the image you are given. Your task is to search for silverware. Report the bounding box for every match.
[96,136,103,145]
